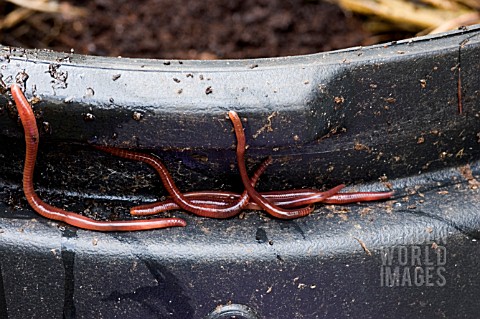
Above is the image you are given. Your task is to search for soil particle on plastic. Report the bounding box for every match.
[132,111,143,121]
[85,87,95,97]
[83,112,95,121]
[459,164,480,189]
[15,70,29,85]
[354,141,371,152]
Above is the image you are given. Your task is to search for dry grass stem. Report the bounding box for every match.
[1,0,86,31]
[6,0,86,17]
[0,7,34,29]
[428,12,480,34]
[7,0,62,14]
[329,0,478,32]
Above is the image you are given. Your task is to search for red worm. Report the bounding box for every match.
[11,84,186,231]
[94,146,272,218]
[321,191,394,204]
[228,111,314,219]
[246,185,346,208]
[129,186,393,216]
[97,114,392,218]
[130,184,346,215]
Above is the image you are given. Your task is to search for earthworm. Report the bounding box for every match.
[95,112,392,218]
[228,110,314,219]
[127,112,392,218]
[321,191,394,204]
[10,83,393,229]
[130,184,346,215]
[129,181,393,216]
[11,84,186,231]
[94,146,272,218]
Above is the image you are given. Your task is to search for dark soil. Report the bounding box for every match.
[1,0,374,59]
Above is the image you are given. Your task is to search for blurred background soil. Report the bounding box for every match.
[0,0,479,59]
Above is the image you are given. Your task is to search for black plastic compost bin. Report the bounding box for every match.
[0,25,480,319]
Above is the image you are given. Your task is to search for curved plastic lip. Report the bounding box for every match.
[0,25,478,150]
[0,25,478,185]
[3,24,477,70]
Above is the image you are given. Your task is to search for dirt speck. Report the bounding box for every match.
[85,87,95,97]
[132,111,143,121]
[354,141,370,152]
[42,121,52,134]
[83,113,95,121]
[359,207,372,217]
[48,64,68,89]
[15,70,29,85]
[334,96,345,104]
[353,237,372,256]
[253,111,278,139]
[459,164,480,189]
[379,175,389,183]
